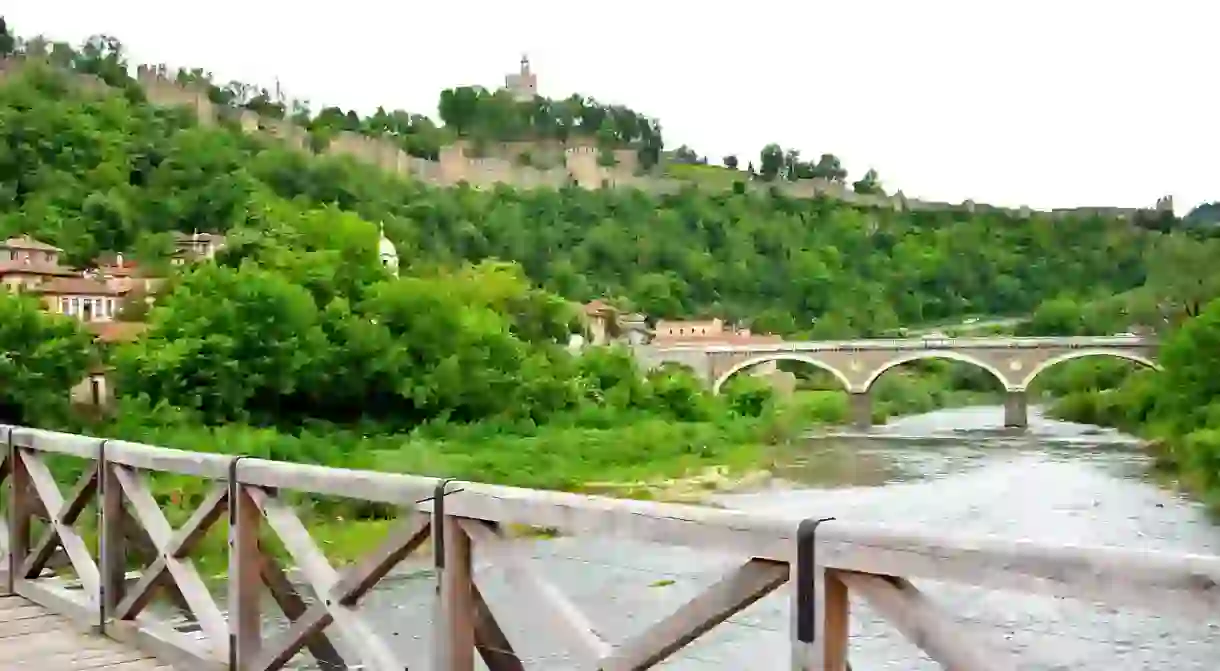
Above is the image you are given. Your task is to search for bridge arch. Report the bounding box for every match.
[1019,349,1160,389]
[712,354,852,395]
[861,351,1011,393]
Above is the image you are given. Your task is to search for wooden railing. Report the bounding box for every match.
[2,424,1219,670]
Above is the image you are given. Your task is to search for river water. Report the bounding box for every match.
[240,406,1220,668]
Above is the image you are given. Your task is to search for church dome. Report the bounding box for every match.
[377,224,399,276]
[379,230,397,257]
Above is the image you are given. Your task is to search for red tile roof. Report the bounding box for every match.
[583,299,616,315]
[38,277,127,296]
[1,236,61,252]
[0,260,76,277]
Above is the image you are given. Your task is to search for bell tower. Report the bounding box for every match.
[505,53,538,102]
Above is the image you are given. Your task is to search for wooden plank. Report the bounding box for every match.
[601,557,788,669]
[838,571,1017,671]
[259,551,350,669]
[434,514,475,671]
[247,486,404,671]
[0,595,182,670]
[11,429,101,459]
[235,458,437,504]
[459,518,611,666]
[112,466,228,656]
[9,646,148,667]
[438,482,1220,618]
[822,570,850,671]
[0,612,66,637]
[472,581,524,671]
[0,627,117,657]
[104,440,233,480]
[229,484,264,669]
[19,449,101,597]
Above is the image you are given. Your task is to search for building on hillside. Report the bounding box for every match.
[619,312,652,346]
[0,236,77,291]
[582,300,617,345]
[0,258,78,291]
[654,318,729,340]
[652,319,783,348]
[171,231,227,265]
[651,319,791,391]
[38,277,129,322]
[581,301,655,347]
[2,235,63,265]
[72,321,149,408]
[378,225,399,277]
[505,54,538,102]
[89,254,165,302]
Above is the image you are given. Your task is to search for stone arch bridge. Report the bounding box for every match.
[635,336,1158,429]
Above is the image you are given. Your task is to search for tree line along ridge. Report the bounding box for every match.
[0,48,1176,224]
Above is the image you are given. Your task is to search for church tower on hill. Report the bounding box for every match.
[505,54,538,102]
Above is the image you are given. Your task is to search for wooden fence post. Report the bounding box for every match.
[433,480,475,671]
[229,458,262,670]
[1,426,14,596]
[98,439,127,630]
[5,430,30,597]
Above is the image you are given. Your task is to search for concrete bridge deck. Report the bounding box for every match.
[0,595,175,669]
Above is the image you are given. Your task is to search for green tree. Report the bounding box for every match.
[1146,234,1220,325]
[811,153,847,182]
[0,293,94,424]
[0,17,15,57]
[759,143,783,181]
[852,168,883,195]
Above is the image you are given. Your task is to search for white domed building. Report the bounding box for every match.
[378,224,399,277]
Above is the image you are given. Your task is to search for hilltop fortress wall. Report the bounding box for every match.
[0,59,1174,221]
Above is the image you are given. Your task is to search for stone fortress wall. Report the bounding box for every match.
[0,58,1175,221]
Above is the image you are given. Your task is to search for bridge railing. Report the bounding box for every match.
[2,424,1218,670]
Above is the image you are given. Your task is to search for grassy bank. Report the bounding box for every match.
[39,373,991,571]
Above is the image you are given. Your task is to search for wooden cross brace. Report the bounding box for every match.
[107,464,230,658]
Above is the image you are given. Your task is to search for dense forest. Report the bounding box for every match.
[0,36,1179,336]
[2,20,1219,512]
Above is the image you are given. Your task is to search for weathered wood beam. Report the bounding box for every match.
[472,581,524,671]
[112,466,228,656]
[429,481,1220,618]
[601,557,788,670]
[459,518,611,666]
[259,551,349,670]
[18,450,99,596]
[246,485,404,671]
[838,571,1017,671]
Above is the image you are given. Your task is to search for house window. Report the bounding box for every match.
[60,298,69,314]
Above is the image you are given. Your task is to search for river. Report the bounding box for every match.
[213,405,1220,668]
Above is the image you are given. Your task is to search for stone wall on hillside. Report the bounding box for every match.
[0,57,1176,221]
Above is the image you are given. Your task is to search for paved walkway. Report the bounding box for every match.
[0,595,174,670]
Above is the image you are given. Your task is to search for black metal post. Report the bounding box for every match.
[795,516,835,644]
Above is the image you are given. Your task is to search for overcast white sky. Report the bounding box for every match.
[4,2,1215,213]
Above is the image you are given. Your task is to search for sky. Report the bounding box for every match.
[4,1,1216,214]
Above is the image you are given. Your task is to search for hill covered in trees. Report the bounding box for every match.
[0,28,1186,337]
[5,19,1220,527]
